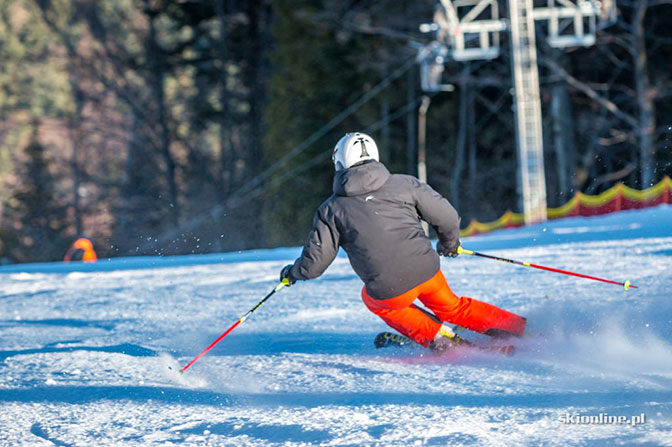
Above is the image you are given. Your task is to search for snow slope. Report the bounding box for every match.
[1,206,671,446]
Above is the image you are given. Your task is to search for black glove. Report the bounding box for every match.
[436,240,460,258]
[280,264,297,286]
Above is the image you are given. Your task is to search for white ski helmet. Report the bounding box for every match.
[332,132,379,171]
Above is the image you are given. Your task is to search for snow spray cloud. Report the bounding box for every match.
[523,299,672,388]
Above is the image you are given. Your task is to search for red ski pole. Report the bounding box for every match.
[457,247,637,290]
[179,280,289,373]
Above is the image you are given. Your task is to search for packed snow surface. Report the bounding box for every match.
[1,206,671,446]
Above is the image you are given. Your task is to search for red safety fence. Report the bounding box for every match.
[460,176,672,237]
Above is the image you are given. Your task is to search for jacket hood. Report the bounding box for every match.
[333,161,391,197]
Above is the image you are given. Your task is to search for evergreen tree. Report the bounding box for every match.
[2,129,69,262]
[261,0,382,246]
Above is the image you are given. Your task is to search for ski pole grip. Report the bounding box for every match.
[457,246,474,255]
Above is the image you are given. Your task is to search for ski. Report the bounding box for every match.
[374,331,415,349]
[374,331,516,356]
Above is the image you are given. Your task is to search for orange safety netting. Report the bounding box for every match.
[460,176,672,238]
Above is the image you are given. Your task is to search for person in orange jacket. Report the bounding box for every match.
[64,238,98,263]
[280,132,526,350]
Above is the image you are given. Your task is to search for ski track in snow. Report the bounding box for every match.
[1,206,671,446]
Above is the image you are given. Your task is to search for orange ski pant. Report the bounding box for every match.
[361,270,526,347]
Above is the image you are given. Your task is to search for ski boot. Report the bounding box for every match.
[429,324,471,352]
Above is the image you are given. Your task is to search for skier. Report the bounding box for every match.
[280,132,526,350]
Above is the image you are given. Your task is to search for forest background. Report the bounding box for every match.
[0,0,670,264]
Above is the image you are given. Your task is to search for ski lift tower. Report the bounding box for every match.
[418,0,616,224]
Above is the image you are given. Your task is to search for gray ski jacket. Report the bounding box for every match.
[289,161,461,300]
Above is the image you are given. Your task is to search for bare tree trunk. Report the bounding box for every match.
[450,65,470,211]
[381,98,390,165]
[242,0,269,248]
[578,108,608,190]
[146,4,179,226]
[406,69,417,175]
[550,82,572,202]
[633,0,656,187]
[68,78,84,236]
[467,83,477,215]
[120,111,139,238]
[245,0,267,181]
[216,0,234,197]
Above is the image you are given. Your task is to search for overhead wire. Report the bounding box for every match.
[231,55,418,200]
[143,56,418,251]
[251,94,429,199]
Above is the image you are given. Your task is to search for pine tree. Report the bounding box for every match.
[261,0,377,246]
[2,129,70,262]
